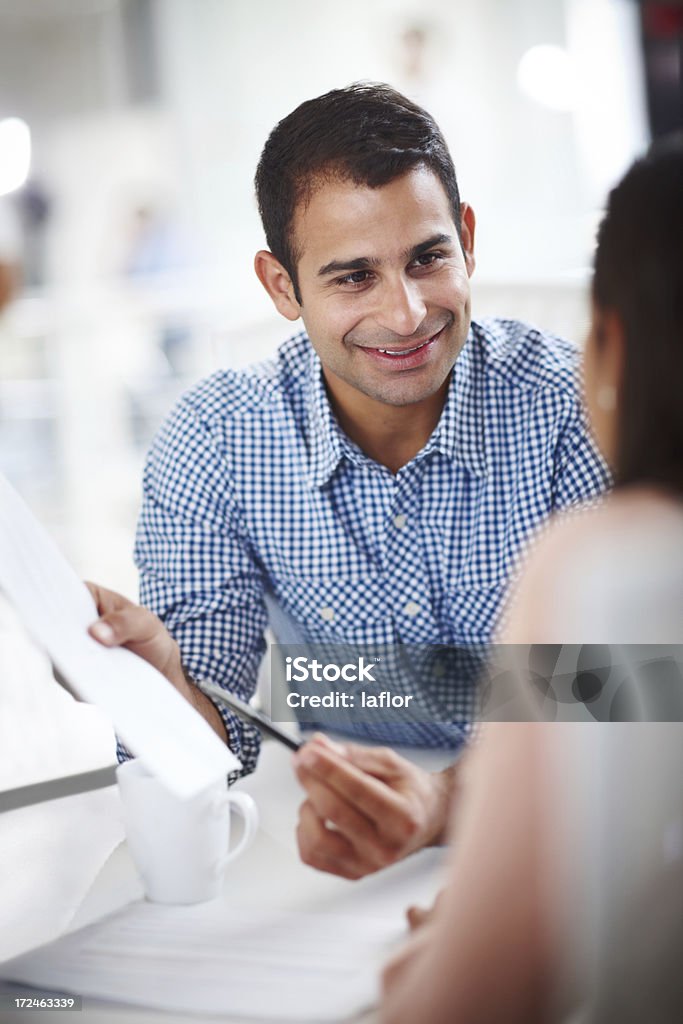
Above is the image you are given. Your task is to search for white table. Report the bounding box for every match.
[1,741,449,1023]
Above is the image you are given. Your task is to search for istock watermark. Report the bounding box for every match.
[269,643,683,733]
[271,643,484,730]
[285,655,378,684]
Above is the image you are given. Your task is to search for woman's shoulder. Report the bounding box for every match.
[545,486,683,559]
[504,488,683,643]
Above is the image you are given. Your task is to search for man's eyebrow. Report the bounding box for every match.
[317,254,382,278]
[317,233,455,278]
[404,233,454,261]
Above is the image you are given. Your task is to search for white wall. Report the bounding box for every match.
[153,0,648,291]
[1,0,649,295]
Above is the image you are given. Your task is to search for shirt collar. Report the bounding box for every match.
[430,324,486,478]
[305,347,346,489]
[304,323,487,488]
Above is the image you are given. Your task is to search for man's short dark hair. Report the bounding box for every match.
[254,82,462,303]
[593,132,683,495]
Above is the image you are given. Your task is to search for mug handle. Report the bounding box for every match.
[213,792,259,874]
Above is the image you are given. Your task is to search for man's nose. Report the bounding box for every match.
[372,276,427,338]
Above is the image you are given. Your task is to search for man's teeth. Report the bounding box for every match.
[377,338,431,356]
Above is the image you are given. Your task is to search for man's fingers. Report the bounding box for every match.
[84,583,185,688]
[308,733,349,756]
[295,743,404,817]
[296,800,366,880]
[84,580,128,616]
[295,766,401,871]
[88,605,160,649]
[339,741,408,781]
[309,734,414,787]
[89,619,117,645]
[294,762,374,836]
[293,737,442,876]
[294,743,418,846]
[86,581,143,645]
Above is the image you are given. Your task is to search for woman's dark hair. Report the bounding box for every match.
[254,82,461,303]
[593,133,683,495]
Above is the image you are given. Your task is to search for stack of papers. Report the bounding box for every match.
[0,473,239,798]
[0,900,401,1021]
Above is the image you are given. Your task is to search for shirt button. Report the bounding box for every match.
[319,607,335,622]
[393,514,407,529]
[403,601,420,618]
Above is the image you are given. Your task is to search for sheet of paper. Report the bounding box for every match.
[0,473,240,797]
[0,900,400,1021]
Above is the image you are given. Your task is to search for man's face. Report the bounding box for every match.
[291,167,475,409]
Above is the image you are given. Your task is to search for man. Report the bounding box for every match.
[92,83,608,880]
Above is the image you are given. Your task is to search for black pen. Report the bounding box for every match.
[197,679,302,752]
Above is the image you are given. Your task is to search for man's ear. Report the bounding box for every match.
[459,203,476,278]
[254,251,301,321]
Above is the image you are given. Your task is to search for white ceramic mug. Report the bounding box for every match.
[116,760,258,904]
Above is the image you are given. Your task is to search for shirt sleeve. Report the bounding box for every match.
[551,390,612,512]
[127,393,268,782]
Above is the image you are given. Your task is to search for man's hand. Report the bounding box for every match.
[85,581,228,743]
[85,581,185,688]
[292,734,454,880]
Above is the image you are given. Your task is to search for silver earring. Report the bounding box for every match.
[596,385,617,412]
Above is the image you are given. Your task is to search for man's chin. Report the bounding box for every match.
[360,374,452,409]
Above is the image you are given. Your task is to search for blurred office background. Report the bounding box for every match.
[0,0,679,597]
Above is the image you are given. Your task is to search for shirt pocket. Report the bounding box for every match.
[271,573,394,646]
[445,577,510,645]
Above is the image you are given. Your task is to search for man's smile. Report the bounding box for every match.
[353,323,449,369]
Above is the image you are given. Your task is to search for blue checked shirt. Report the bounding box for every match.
[129,319,609,777]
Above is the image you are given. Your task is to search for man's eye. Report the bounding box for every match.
[412,252,443,269]
[337,270,372,287]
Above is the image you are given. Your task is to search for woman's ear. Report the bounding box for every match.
[599,308,626,392]
[254,251,302,321]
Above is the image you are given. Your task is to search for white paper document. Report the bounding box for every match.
[0,473,240,797]
[0,900,399,1021]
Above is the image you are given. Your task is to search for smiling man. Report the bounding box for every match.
[254,168,474,474]
[120,83,609,878]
